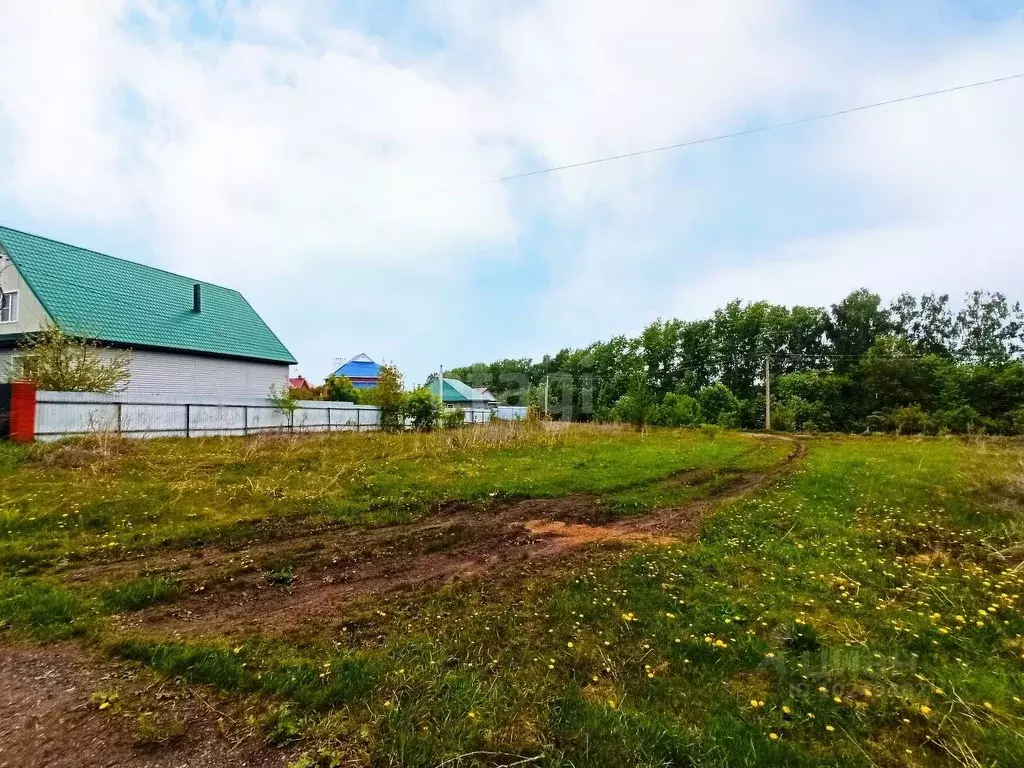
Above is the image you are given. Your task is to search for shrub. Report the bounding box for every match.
[442,408,465,429]
[715,410,740,429]
[658,393,702,427]
[10,323,129,392]
[361,365,404,431]
[1008,406,1024,436]
[698,383,740,426]
[322,375,360,404]
[890,405,930,435]
[612,373,659,430]
[769,403,797,432]
[403,388,442,431]
[933,405,982,435]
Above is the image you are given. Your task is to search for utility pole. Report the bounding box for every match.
[544,374,550,417]
[764,356,771,432]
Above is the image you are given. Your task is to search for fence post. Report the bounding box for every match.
[185,404,191,438]
[327,408,332,433]
[356,408,360,433]
[116,402,123,435]
[243,405,248,436]
[9,380,37,443]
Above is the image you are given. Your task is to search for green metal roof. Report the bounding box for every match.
[0,225,296,364]
[426,377,492,404]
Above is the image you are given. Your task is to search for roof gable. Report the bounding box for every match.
[427,377,492,404]
[335,354,380,379]
[0,226,296,364]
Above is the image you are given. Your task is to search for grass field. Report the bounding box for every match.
[1,424,1023,767]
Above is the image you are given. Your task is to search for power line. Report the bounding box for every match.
[424,72,1024,195]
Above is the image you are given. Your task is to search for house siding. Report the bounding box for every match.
[119,349,289,399]
[0,347,288,399]
[0,254,52,334]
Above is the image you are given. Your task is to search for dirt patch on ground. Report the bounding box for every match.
[123,438,806,638]
[0,645,291,768]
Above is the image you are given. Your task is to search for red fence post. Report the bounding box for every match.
[9,380,37,443]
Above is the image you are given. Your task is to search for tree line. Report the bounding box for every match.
[445,289,1024,434]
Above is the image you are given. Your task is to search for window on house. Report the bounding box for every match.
[0,291,18,323]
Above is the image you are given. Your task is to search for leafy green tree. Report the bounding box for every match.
[655,393,702,427]
[10,324,129,392]
[956,291,1023,366]
[698,383,740,426]
[444,287,1024,435]
[932,406,982,435]
[268,384,300,429]
[321,374,360,404]
[828,289,892,372]
[613,372,659,430]
[857,335,950,413]
[360,364,405,431]
[402,388,441,431]
[891,293,957,358]
[774,371,851,432]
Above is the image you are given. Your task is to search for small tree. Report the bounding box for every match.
[361,364,405,431]
[403,388,442,431]
[698,383,740,426]
[656,393,702,427]
[10,324,130,392]
[268,384,300,431]
[321,374,360,404]
[613,372,659,430]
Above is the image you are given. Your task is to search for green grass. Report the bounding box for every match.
[0,425,780,572]
[121,435,1015,768]
[100,575,183,613]
[2,427,1022,766]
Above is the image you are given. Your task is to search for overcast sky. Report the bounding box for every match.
[1,1,1022,384]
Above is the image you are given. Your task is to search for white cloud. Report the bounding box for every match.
[0,1,1022,379]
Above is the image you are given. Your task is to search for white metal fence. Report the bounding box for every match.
[32,391,513,441]
[34,391,382,441]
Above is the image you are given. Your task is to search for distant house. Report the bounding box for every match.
[426,377,497,409]
[0,225,296,398]
[474,387,499,406]
[333,353,381,389]
[289,376,311,390]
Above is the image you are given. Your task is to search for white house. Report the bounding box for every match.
[0,225,296,399]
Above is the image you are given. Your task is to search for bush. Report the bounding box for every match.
[698,383,740,426]
[1009,406,1024,436]
[715,410,740,429]
[933,405,982,435]
[612,373,659,430]
[322,375,360,404]
[11,324,130,393]
[769,403,796,432]
[657,393,702,427]
[360,365,404,431]
[890,405,930,435]
[442,408,465,429]
[403,389,442,431]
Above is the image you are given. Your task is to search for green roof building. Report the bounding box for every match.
[0,225,296,399]
[425,377,498,409]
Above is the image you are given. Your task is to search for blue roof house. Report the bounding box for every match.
[333,353,381,389]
